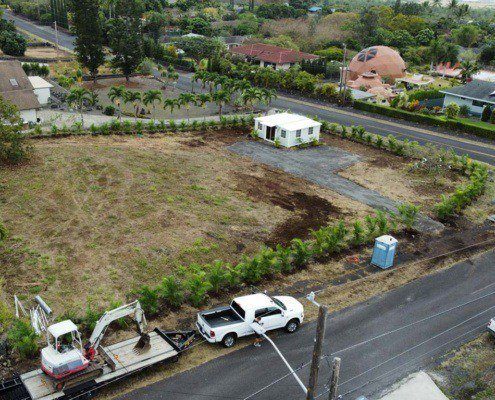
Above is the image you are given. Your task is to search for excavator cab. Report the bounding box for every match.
[41,320,89,380]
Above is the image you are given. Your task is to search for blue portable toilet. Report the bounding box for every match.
[371,235,398,269]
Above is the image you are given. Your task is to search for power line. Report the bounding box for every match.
[240,299,495,400]
[329,287,495,357]
[330,322,487,400]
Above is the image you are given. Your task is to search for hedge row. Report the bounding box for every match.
[27,115,255,139]
[319,121,491,220]
[354,100,495,140]
[134,209,419,316]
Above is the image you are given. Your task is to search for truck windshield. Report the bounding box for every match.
[231,301,245,320]
[271,297,287,311]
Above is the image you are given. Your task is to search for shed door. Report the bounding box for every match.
[266,126,276,141]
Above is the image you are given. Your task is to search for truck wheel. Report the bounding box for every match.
[222,333,237,348]
[286,319,300,333]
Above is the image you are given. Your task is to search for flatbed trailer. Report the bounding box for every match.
[0,329,195,400]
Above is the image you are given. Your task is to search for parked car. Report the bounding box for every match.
[197,293,304,348]
[487,318,495,336]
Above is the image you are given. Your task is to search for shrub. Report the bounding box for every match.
[375,211,389,235]
[136,285,160,316]
[481,105,492,122]
[365,215,378,239]
[0,31,27,56]
[103,105,116,116]
[7,320,39,359]
[459,104,470,117]
[445,103,460,119]
[354,101,495,140]
[397,203,420,231]
[159,276,184,308]
[82,302,102,332]
[491,109,495,125]
[205,260,230,294]
[273,244,293,274]
[186,273,212,307]
[290,238,312,269]
[352,220,365,245]
[0,97,32,164]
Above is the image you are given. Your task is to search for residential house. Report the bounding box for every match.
[254,112,321,147]
[28,76,53,105]
[0,60,41,124]
[230,43,319,70]
[440,79,495,116]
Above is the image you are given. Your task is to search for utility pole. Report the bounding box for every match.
[54,21,60,61]
[339,43,347,93]
[328,357,341,400]
[306,306,327,400]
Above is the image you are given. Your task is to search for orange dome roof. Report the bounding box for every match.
[348,46,406,80]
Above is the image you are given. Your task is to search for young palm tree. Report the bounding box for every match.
[163,98,179,117]
[212,90,231,117]
[260,88,277,110]
[240,87,263,112]
[196,93,212,122]
[460,59,480,83]
[178,93,197,122]
[108,85,126,120]
[66,87,91,127]
[124,91,142,117]
[143,90,162,120]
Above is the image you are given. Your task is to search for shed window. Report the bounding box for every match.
[296,129,301,138]
[281,130,286,138]
[308,127,314,135]
[257,122,262,130]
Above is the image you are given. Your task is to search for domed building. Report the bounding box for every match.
[348,46,406,81]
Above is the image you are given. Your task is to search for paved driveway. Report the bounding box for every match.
[228,141,443,233]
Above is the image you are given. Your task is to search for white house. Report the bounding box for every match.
[0,60,41,124]
[28,76,53,105]
[440,79,495,117]
[254,112,321,147]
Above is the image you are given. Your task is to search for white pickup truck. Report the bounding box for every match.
[197,293,304,347]
[487,318,495,336]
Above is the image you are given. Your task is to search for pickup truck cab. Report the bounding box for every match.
[197,293,304,348]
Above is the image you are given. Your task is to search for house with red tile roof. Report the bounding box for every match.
[229,43,319,70]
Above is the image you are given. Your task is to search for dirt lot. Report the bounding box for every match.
[1,128,494,387]
[0,130,375,315]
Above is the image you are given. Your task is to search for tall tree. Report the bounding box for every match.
[69,0,105,83]
[108,0,144,81]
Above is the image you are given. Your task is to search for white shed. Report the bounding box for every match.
[28,76,53,105]
[254,112,321,148]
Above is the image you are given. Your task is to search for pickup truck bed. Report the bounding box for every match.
[199,306,242,328]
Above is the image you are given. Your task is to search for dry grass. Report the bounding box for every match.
[435,334,495,399]
[0,132,379,315]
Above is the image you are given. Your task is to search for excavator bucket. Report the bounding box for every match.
[133,333,151,354]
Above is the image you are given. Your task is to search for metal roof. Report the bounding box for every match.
[28,76,54,89]
[255,112,321,131]
[440,79,495,104]
[48,320,79,338]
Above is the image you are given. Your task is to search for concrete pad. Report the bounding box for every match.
[378,371,449,400]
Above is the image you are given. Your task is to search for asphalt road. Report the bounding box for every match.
[1,9,75,51]
[2,12,494,165]
[184,75,495,166]
[118,249,495,400]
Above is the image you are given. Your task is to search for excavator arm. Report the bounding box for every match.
[86,301,148,356]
